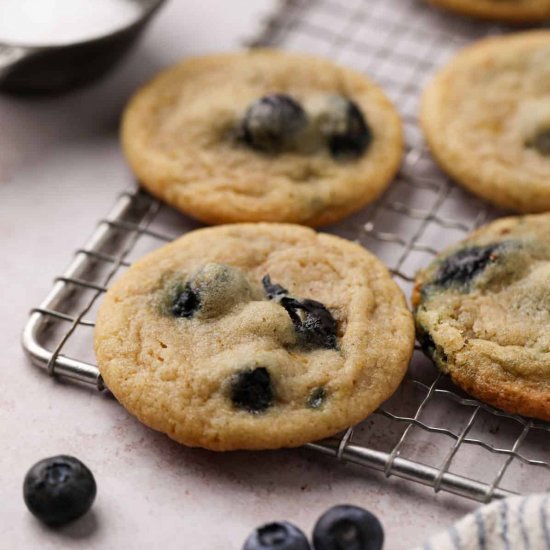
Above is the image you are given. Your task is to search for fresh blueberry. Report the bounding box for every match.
[241,94,308,152]
[307,387,327,409]
[313,505,384,550]
[171,282,200,318]
[280,297,337,349]
[262,274,289,301]
[23,455,97,526]
[231,367,273,413]
[533,130,550,155]
[321,97,372,159]
[432,244,504,289]
[244,521,311,550]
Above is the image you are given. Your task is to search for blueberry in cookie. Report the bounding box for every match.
[95,224,414,450]
[231,367,273,413]
[319,96,372,159]
[121,50,403,226]
[421,31,550,214]
[427,244,507,291]
[262,275,338,349]
[240,94,308,152]
[171,283,200,318]
[413,213,550,422]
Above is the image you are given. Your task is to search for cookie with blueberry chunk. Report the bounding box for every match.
[121,49,403,226]
[413,213,550,422]
[94,224,414,451]
[421,31,550,213]
[426,0,550,22]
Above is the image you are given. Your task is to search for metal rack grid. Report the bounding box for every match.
[22,0,550,504]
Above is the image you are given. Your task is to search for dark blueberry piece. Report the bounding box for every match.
[171,282,200,318]
[281,297,337,349]
[416,324,447,368]
[244,521,311,550]
[262,274,289,301]
[23,455,97,526]
[325,98,372,159]
[313,505,384,550]
[533,130,550,155]
[307,387,327,409]
[432,244,503,289]
[417,327,437,360]
[241,94,308,152]
[231,367,273,413]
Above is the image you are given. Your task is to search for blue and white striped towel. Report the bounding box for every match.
[415,494,549,550]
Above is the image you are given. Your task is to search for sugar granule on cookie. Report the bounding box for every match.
[95,224,414,451]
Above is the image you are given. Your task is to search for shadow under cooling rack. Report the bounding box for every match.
[22,0,550,504]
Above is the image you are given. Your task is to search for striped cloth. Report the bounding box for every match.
[415,494,550,550]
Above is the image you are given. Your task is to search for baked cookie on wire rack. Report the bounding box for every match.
[421,31,550,213]
[95,223,415,451]
[426,0,550,22]
[413,213,550,422]
[121,49,403,227]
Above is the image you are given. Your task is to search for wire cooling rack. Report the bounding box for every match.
[22,0,550,503]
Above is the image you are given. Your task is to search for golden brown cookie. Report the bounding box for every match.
[421,31,550,213]
[95,224,414,450]
[427,0,550,22]
[413,213,550,422]
[121,50,403,227]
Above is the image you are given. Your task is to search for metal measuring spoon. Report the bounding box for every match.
[0,0,166,94]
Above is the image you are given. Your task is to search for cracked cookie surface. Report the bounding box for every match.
[94,224,414,450]
[421,31,550,213]
[121,49,403,227]
[413,213,550,421]
[427,0,550,22]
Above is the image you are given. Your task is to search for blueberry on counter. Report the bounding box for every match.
[241,94,308,152]
[312,504,384,550]
[23,455,97,526]
[231,367,274,413]
[244,521,311,550]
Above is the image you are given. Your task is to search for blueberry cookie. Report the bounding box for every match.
[94,224,414,450]
[413,213,550,421]
[427,0,550,22]
[121,50,403,227]
[421,31,550,213]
